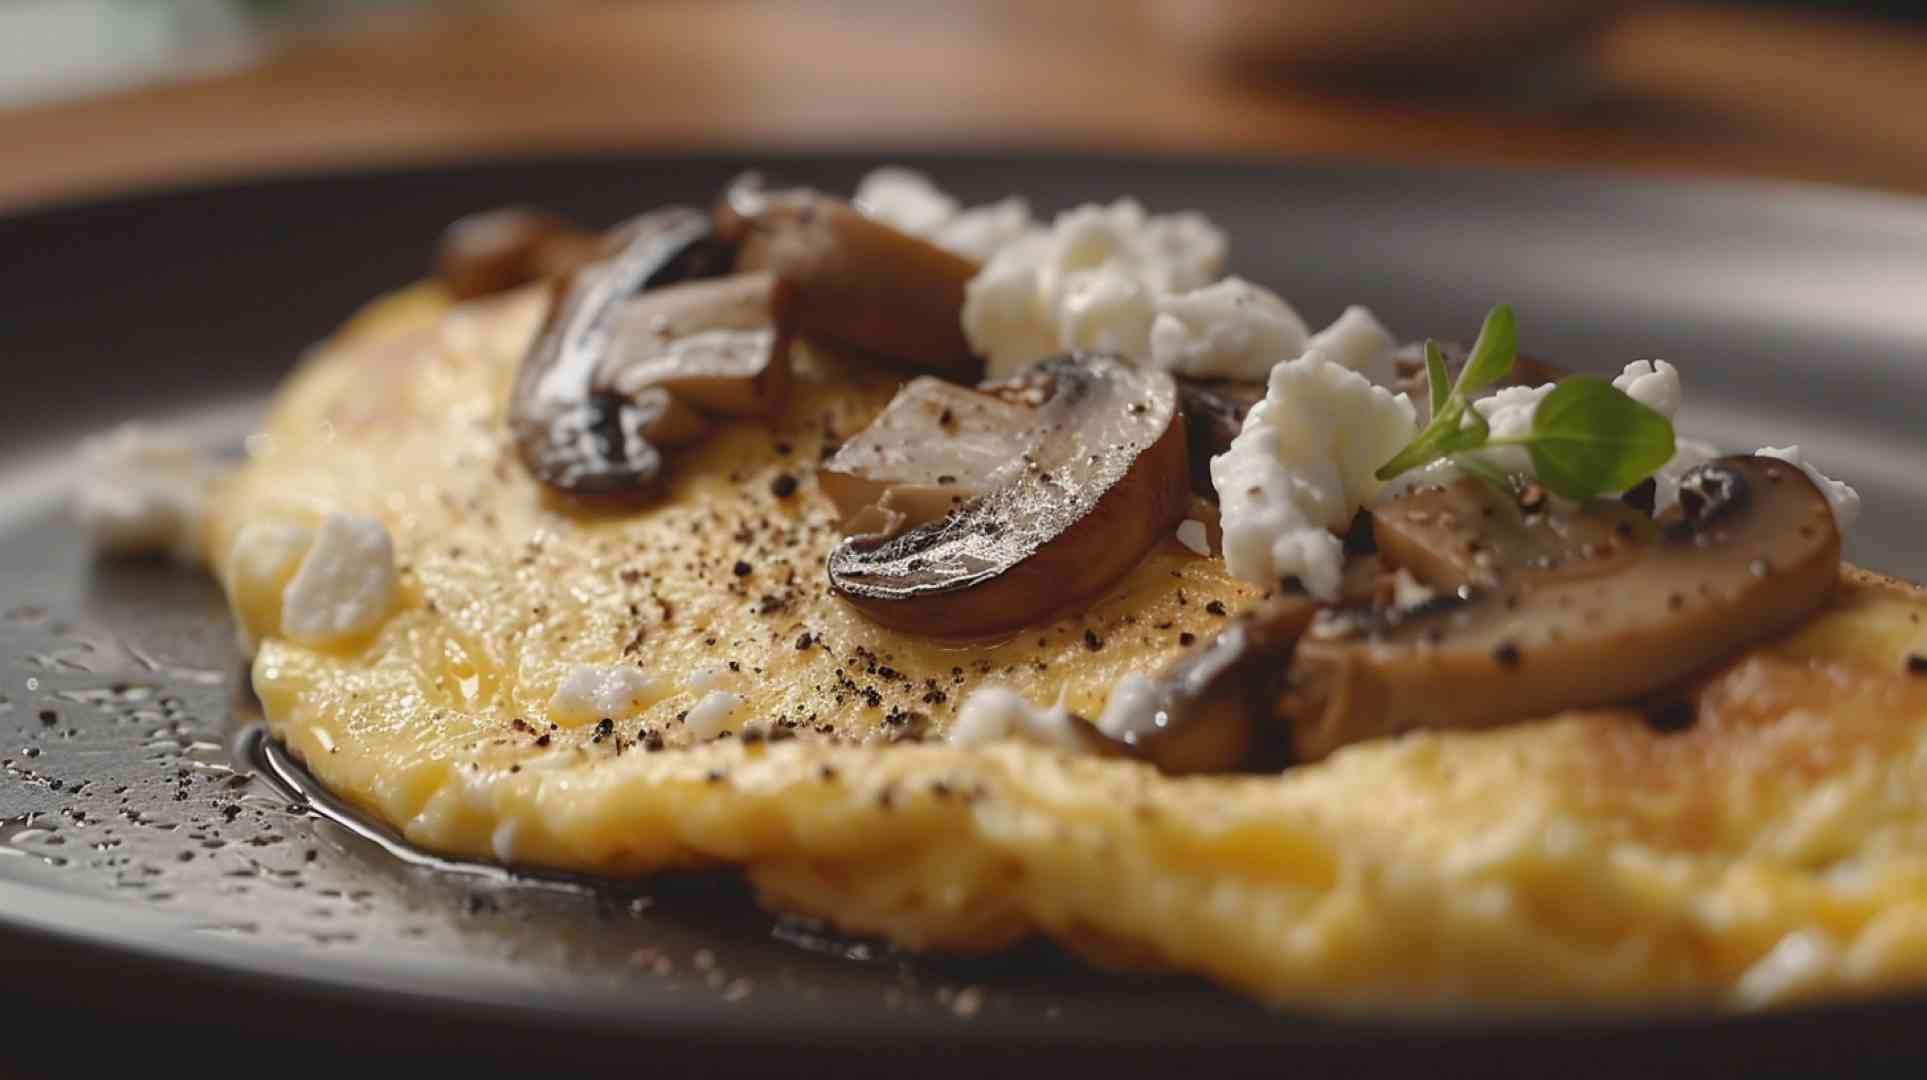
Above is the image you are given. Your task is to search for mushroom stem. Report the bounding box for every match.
[435,206,600,300]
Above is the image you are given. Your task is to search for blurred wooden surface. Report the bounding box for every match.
[5,0,1927,212]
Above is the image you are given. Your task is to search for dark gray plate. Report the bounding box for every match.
[2,152,1924,1075]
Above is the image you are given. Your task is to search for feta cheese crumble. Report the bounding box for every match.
[1148,277,1310,382]
[1093,672,1163,743]
[279,513,399,648]
[72,423,229,563]
[684,665,736,694]
[934,197,1034,263]
[1175,518,1211,557]
[223,522,317,653]
[226,512,400,651]
[1756,446,1861,531]
[851,167,1036,263]
[948,686,1084,749]
[962,198,1228,378]
[1612,359,1682,419]
[853,167,959,237]
[684,690,744,740]
[1211,349,1418,600]
[548,663,662,727]
[1305,305,1399,387]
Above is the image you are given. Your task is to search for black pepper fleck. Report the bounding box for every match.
[1492,642,1522,668]
[733,560,753,577]
[770,473,798,498]
[1645,699,1696,734]
[1907,654,1927,676]
[1083,629,1104,651]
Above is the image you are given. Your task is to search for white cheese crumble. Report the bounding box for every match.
[1092,672,1162,743]
[851,167,1035,263]
[1147,277,1309,381]
[684,665,735,694]
[279,513,399,648]
[1756,446,1861,531]
[1175,518,1211,557]
[224,521,317,653]
[947,686,1084,749]
[1211,349,1418,599]
[854,167,958,237]
[962,198,1227,378]
[71,423,229,563]
[1736,928,1843,1005]
[684,690,744,740]
[933,197,1034,263]
[1390,567,1436,609]
[1058,262,1157,358]
[490,819,521,863]
[1306,305,1399,387]
[548,663,661,727]
[1612,358,1682,419]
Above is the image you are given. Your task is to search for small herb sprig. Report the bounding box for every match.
[1372,305,1677,501]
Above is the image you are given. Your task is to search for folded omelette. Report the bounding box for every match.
[199,174,1927,1011]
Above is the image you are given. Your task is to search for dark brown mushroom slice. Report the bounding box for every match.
[1368,475,1654,593]
[434,206,602,301]
[596,272,792,419]
[827,355,1188,637]
[510,206,742,498]
[1078,596,1319,774]
[717,176,983,381]
[1176,377,1266,497]
[1283,455,1842,761]
[817,377,1033,538]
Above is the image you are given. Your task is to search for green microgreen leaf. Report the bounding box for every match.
[1423,339,1450,417]
[1453,304,1517,397]
[1375,305,1514,483]
[1374,305,1677,503]
[1507,376,1677,500]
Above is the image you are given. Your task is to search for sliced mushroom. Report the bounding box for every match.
[1177,378,1265,497]
[435,206,601,300]
[596,272,792,418]
[1079,596,1319,774]
[817,377,1033,537]
[715,175,983,381]
[1368,476,1653,594]
[510,206,745,497]
[827,355,1188,636]
[1284,455,1841,761]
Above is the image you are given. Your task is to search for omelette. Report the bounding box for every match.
[193,172,1927,1011]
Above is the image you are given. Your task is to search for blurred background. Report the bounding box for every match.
[3,0,1927,212]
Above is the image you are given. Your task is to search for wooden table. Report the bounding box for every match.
[5,0,1927,213]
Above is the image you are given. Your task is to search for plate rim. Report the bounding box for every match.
[6,147,1927,1063]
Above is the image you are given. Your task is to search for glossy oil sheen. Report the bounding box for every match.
[0,153,1924,1074]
